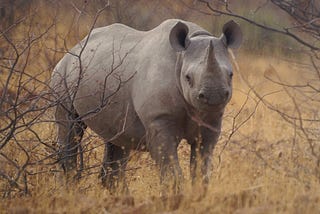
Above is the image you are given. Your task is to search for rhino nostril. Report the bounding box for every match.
[225,90,229,98]
[198,92,205,100]
[222,90,230,101]
[198,92,209,103]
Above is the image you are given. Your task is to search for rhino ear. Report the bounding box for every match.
[221,20,242,49]
[169,21,190,52]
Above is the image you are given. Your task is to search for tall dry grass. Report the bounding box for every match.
[1,53,319,213]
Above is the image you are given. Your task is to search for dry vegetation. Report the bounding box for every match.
[1,0,320,213]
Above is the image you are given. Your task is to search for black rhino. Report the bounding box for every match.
[51,19,242,192]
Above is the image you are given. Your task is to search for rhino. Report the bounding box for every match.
[51,19,242,192]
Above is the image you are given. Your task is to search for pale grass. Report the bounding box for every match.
[1,54,320,213]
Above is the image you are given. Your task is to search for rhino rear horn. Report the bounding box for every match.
[221,20,243,49]
[169,21,190,52]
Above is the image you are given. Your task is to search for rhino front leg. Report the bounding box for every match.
[55,104,86,179]
[100,141,130,193]
[147,120,183,194]
[190,126,220,187]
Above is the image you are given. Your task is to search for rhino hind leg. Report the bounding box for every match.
[100,141,129,193]
[55,103,87,179]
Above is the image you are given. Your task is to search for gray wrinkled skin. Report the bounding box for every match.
[51,19,242,193]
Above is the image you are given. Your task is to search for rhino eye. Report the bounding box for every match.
[229,72,233,78]
[185,74,193,86]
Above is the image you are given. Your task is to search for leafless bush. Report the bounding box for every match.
[0,0,115,197]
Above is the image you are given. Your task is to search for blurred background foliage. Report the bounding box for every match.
[0,0,303,59]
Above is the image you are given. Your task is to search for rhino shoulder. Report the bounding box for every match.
[90,23,140,37]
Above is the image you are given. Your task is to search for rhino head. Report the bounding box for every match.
[170,21,242,112]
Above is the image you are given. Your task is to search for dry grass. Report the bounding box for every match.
[1,53,320,214]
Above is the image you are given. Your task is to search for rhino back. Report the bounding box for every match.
[51,23,143,100]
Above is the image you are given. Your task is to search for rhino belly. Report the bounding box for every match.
[74,90,146,150]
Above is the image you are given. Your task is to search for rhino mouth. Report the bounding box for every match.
[196,101,227,112]
[197,96,229,105]
[195,92,230,111]
[191,96,228,112]
[184,88,230,112]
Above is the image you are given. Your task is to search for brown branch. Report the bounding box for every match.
[198,0,320,50]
